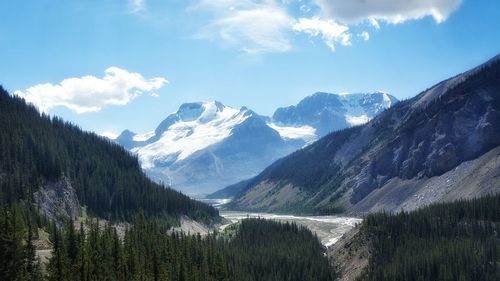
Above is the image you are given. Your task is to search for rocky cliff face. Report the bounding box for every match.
[34,177,84,226]
[347,56,500,206]
[230,55,500,214]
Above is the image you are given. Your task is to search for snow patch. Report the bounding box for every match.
[345,114,371,126]
[133,131,155,142]
[267,123,317,143]
[382,93,393,107]
[338,93,392,117]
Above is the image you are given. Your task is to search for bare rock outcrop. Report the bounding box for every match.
[34,177,83,226]
[329,226,370,281]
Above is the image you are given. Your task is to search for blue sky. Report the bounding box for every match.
[1,0,499,137]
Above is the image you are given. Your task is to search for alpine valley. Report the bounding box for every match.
[114,92,397,195]
[3,1,500,281]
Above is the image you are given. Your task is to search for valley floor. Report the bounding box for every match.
[219,210,362,246]
[198,198,362,246]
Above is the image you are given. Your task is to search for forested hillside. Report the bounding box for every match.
[358,193,500,280]
[0,87,218,223]
[0,86,336,281]
[0,208,335,281]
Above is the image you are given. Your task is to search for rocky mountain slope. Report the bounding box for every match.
[116,93,397,195]
[228,55,500,214]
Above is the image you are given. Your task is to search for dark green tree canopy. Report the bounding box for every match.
[0,86,218,223]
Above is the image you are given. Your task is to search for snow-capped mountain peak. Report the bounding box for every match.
[115,92,397,195]
[131,101,251,169]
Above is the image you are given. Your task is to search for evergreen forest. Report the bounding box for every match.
[0,87,218,223]
[0,209,336,281]
[361,193,500,281]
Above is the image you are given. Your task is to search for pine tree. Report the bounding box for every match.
[65,219,80,278]
[47,224,69,281]
[78,222,86,281]
[0,207,27,281]
[25,220,43,281]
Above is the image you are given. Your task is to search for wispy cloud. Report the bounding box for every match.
[15,67,167,114]
[193,0,293,54]
[293,17,351,51]
[129,0,145,13]
[190,0,462,53]
[359,31,370,41]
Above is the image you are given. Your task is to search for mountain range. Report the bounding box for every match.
[225,55,500,214]
[114,92,397,195]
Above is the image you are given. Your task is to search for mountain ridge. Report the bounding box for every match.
[227,54,500,214]
[273,91,397,136]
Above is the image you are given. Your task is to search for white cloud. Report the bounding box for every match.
[300,4,311,13]
[190,0,462,53]
[359,31,370,41]
[369,18,381,30]
[293,17,351,51]
[15,67,167,114]
[193,0,294,54]
[312,0,462,24]
[129,0,145,13]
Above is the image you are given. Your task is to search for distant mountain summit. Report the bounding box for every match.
[274,92,398,136]
[115,93,397,195]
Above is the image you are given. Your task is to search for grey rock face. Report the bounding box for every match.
[34,177,83,226]
[351,65,500,203]
[348,58,500,205]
